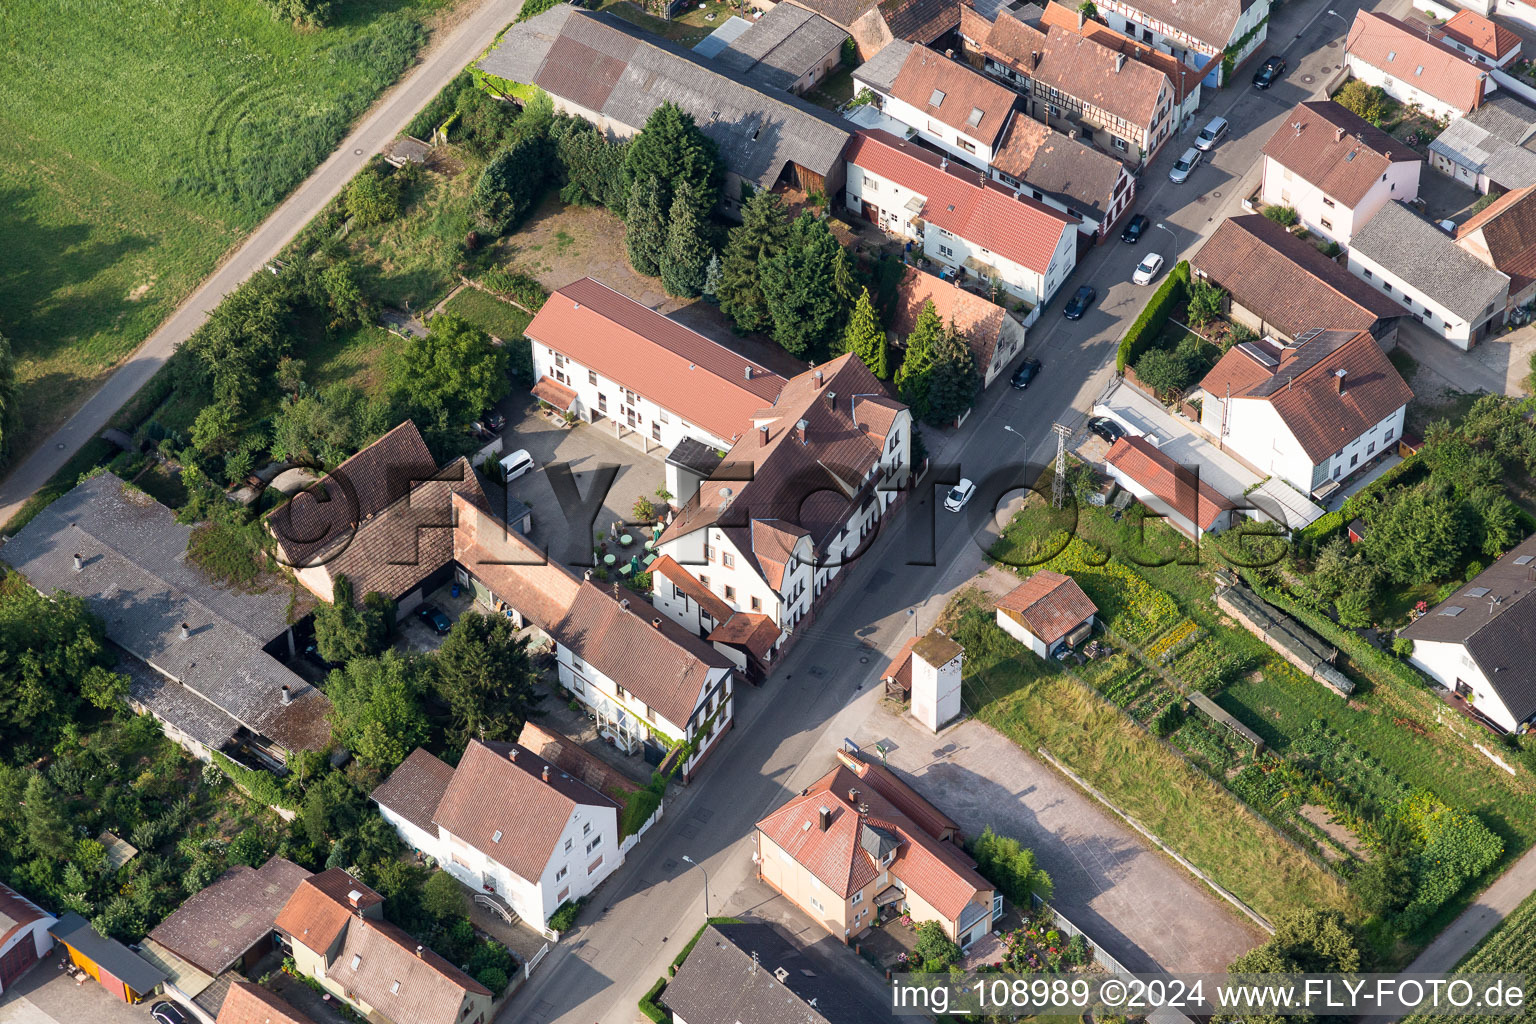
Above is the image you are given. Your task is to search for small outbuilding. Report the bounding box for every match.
[883,629,964,732]
[50,912,167,1004]
[996,571,1097,658]
[0,882,56,995]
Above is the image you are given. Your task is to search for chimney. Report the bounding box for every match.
[651,617,663,629]
[347,889,363,908]
[180,622,190,640]
[415,945,424,959]
[1335,125,1346,142]
[509,747,519,763]
[847,787,860,805]
[1334,367,1348,394]
[797,418,810,444]
[620,597,631,612]
[944,47,954,58]
[759,424,769,444]
[814,369,824,388]
[584,568,594,581]
[818,805,832,831]
[542,765,551,783]
[280,685,292,706]
[940,157,949,170]
[72,553,83,572]
[744,365,753,380]
[1031,50,1042,69]
[1115,52,1127,71]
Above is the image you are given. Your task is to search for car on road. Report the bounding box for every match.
[1194,116,1229,151]
[944,479,976,512]
[1062,285,1097,320]
[1132,252,1165,285]
[416,603,452,635]
[1010,357,1042,389]
[1169,148,1201,184]
[499,448,535,482]
[151,1003,191,1024]
[1252,55,1286,89]
[1088,416,1126,444]
[1120,213,1149,244]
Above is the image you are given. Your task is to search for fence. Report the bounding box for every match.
[524,942,550,979]
[1028,894,1136,976]
[619,797,665,856]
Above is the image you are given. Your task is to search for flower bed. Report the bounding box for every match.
[996,915,1098,974]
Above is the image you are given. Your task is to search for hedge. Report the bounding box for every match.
[1116,260,1190,372]
[639,978,670,1023]
[671,917,745,970]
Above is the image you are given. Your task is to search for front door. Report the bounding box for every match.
[862,201,882,224]
[1455,679,1473,698]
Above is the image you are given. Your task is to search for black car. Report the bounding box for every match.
[1010,358,1042,389]
[1120,214,1149,244]
[416,603,452,635]
[1252,55,1286,89]
[151,1003,191,1024]
[1062,285,1097,320]
[1088,416,1126,444]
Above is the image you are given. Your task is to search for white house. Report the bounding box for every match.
[0,883,55,996]
[1198,328,1412,500]
[881,630,964,731]
[1347,200,1511,348]
[1401,535,1536,734]
[1433,9,1522,69]
[372,741,624,931]
[1104,436,1237,539]
[844,128,1077,305]
[990,115,1137,242]
[1260,100,1422,247]
[1345,11,1493,120]
[995,571,1098,658]
[853,41,1019,170]
[1094,0,1270,86]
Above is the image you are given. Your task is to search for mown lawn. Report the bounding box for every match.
[442,287,534,341]
[0,0,452,455]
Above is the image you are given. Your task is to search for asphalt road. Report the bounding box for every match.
[0,0,523,529]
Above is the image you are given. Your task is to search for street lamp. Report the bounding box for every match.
[1003,424,1025,441]
[681,855,709,918]
[1154,222,1179,258]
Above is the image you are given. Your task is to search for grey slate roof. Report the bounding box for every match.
[3,473,331,754]
[1430,99,1536,190]
[1402,531,1536,723]
[1349,201,1509,323]
[716,5,849,91]
[1467,92,1536,145]
[50,913,167,996]
[480,7,852,188]
[852,37,914,94]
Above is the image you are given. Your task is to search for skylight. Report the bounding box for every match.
[1415,65,1425,75]
[930,88,946,106]
[1518,555,1534,565]
[492,829,503,843]
[1440,606,1465,617]
[351,955,362,970]
[1467,587,1491,598]
[967,106,985,127]
[1387,49,1397,61]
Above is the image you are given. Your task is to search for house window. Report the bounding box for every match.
[588,370,597,385]
[588,855,604,874]
[598,393,608,412]
[583,822,592,836]
[565,838,573,852]
[725,585,737,601]
[1363,268,1373,279]
[751,596,762,611]
[1322,196,1335,208]
[1384,282,1393,293]
[1319,218,1332,230]
[1113,137,1128,152]
[704,542,715,561]
[810,897,825,912]
[957,138,977,153]
[556,866,568,881]
[652,422,662,441]
[852,891,864,906]
[938,243,955,258]
[616,683,628,699]
[586,837,601,854]
[1385,427,1395,442]
[1367,441,1376,455]
[1350,453,1359,467]
[699,574,709,587]
[722,552,735,568]
[659,411,669,423]
[554,353,565,368]
[557,887,569,903]
[1048,104,1061,117]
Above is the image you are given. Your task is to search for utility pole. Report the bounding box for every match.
[1052,422,1072,508]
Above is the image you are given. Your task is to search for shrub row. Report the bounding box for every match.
[639,978,669,1023]
[1116,260,1190,372]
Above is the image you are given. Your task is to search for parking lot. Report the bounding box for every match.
[0,950,159,1024]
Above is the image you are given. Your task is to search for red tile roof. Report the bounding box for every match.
[833,749,959,841]
[881,635,921,689]
[275,870,384,957]
[525,278,787,441]
[1105,436,1236,530]
[996,570,1097,645]
[1041,2,1201,105]
[1436,9,1520,61]
[532,375,578,411]
[1261,101,1416,207]
[368,747,455,835]
[1347,11,1488,114]
[708,612,781,659]
[846,129,1076,273]
[325,916,490,1024]
[650,554,734,624]
[1456,182,1536,292]
[888,46,1017,146]
[1033,26,1169,128]
[452,494,584,633]
[892,266,1009,372]
[217,982,317,1024]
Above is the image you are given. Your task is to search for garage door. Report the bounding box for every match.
[0,933,39,992]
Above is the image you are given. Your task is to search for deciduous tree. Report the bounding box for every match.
[325,650,431,772]
[389,315,510,439]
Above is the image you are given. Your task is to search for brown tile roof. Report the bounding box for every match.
[996,569,1096,645]
[274,870,384,957]
[1190,215,1404,339]
[1198,328,1414,463]
[432,739,619,881]
[1347,11,1488,114]
[888,46,1017,146]
[990,115,1130,222]
[531,375,578,412]
[1032,26,1168,128]
[709,611,780,658]
[526,278,787,442]
[833,749,959,841]
[216,981,317,1024]
[650,554,734,624]
[324,916,490,1024]
[880,0,962,43]
[1091,0,1249,51]
[1040,3,1201,105]
[1456,182,1536,292]
[451,494,583,633]
[881,634,921,689]
[516,720,641,796]
[1261,101,1415,207]
[1105,436,1236,530]
[368,747,455,835]
[962,4,1047,66]
[1436,9,1520,61]
[148,858,311,976]
[852,394,905,440]
[893,266,1008,372]
[556,582,731,726]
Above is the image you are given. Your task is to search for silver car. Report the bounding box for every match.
[1169,147,1201,184]
[1194,116,1228,151]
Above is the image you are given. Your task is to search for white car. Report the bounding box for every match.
[1194,116,1229,151]
[499,448,535,482]
[1132,252,1165,285]
[944,479,976,512]
[1169,147,1201,184]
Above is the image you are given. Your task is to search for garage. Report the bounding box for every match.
[0,881,56,995]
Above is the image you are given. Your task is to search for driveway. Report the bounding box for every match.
[1395,319,1535,397]
[850,702,1267,974]
[0,951,157,1024]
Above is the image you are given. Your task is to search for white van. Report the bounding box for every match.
[499,448,535,482]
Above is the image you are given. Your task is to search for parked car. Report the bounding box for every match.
[151,1003,191,1024]
[944,479,976,512]
[1252,55,1286,89]
[1120,213,1149,244]
[1088,416,1125,444]
[416,603,452,635]
[499,448,535,482]
[1169,148,1201,184]
[1011,357,1042,389]
[1062,285,1097,320]
[471,410,507,440]
[1195,116,1229,151]
[1132,252,1165,286]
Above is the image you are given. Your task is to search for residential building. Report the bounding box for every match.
[1345,11,1492,120]
[1455,182,1536,310]
[989,114,1136,240]
[1198,328,1413,499]
[714,4,849,93]
[1035,1,1202,129]
[275,870,492,1024]
[1259,100,1422,246]
[372,740,623,931]
[1092,0,1270,85]
[478,6,851,217]
[3,472,332,767]
[148,857,310,978]
[995,570,1097,658]
[526,277,788,453]
[1104,435,1237,539]
[1400,533,1536,733]
[1191,214,1405,345]
[1433,8,1521,68]
[1347,200,1511,347]
[0,883,55,996]
[217,981,318,1024]
[755,753,998,946]
[880,629,963,731]
[854,43,1019,169]
[845,128,1078,302]
[648,554,782,679]
[49,913,166,1004]
[781,0,960,58]
[892,265,1028,387]
[655,353,912,646]
[662,921,889,1024]
[1428,93,1536,193]
[1479,0,1536,35]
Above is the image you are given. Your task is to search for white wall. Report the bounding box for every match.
[991,163,1136,240]
[378,805,441,861]
[1105,462,1226,538]
[996,608,1049,658]
[1430,146,1491,193]
[0,902,54,995]
[1493,0,1536,33]
[1410,639,1520,731]
[910,651,962,732]
[1200,392,1405,494]
[869,89,1007,171]
[1095,0,1270,74]
[1441,32,1520,68]
[1346,247,1506,347]
[1261,154,1422,246]
[1344,56,1488,120]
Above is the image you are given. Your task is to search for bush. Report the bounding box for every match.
[640,978,669,1023]
[1335,80,1395,126]
[971,826,1054,906]
[1135,348,1194,396]
[1263,204,1299,227]
[1390,636,1414,659]
[913,920,963,972]
[479,268,548,311]
[1116,261,1190,371]
[210,751,297,810]
[549,898,584,933]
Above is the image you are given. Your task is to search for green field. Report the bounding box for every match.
[0,0,450,456]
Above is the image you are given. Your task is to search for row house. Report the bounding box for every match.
[1094,0,1270,86]
[1345,11,1492,120]
[1036,1,1202,131]
[990,114,1136,240]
